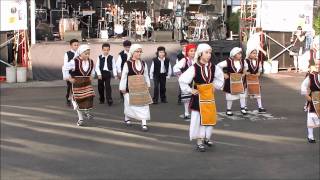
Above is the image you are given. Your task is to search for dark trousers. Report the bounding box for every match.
[153,73,167,102]
[66,81,72,100]
[98,71,112,103]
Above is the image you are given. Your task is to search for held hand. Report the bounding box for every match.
[98,75,102,80]
[69,78,75,83]
[306,95,312,102]
[191,89,198,95]
[121,90,127,94]
[224,74,229,79]
[90,76,93,81]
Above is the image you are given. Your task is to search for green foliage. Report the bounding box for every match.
[227,11,240,34]
[314,14,320,35]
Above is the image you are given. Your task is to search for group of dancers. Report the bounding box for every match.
[62,37,319,152]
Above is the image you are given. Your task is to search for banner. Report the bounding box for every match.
[0,0,28,31]
[256,0,314,32]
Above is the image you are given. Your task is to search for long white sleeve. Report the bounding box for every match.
[95,57,101,76]
[63,53,68,66]
[112,57,117,77]
[178,65,195,94]
[63,59,76,79]
[213,65,225,90]
[217,60,227,69]
[119,63,129,91]
[149,61,154,80]
[144,63,151,87]
[90,61,96,78]
[173,58,186,75]
[167,63,172,78]
[62,53,69,80]
[116,55,123,74]
[301,77,310,95]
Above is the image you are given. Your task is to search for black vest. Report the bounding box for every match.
[177,50,185,61]
[181,57,192,73]
[308,73,320,112]
[119,51,128,71]
[70,57,94,77]
[99,55,113,72]
[153,57,170,76]
[223,58,245,93]
[66,51,75,62]
[246,59,259,74]
[190,62,215,111]
[125,60,146,92]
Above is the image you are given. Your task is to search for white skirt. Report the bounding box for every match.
[124,93,150,121]
[226,91,246,101]
[307,112,320,128]
[189,110,213,141]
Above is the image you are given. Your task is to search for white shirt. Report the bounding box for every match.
[63,59,95,79]
[217,59,248,73]
[63,49,77,65]
[300,75,320,95]
[178,63,225,94]
[95,54,117,77]
[149,57,172,79]
[173,57,193,76]
[119,60,151,91]
[116,50,129,74]
[62,50,77,80]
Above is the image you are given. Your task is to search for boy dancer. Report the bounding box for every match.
[63,39,79,106]
[116,40,132,101]
[150,46,172,104]
[95,43,117,105]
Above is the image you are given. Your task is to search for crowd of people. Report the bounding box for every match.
[61,36,319,152]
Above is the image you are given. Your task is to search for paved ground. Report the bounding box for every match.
[1,72,319,180]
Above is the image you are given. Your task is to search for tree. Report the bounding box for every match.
[227,11,240,34]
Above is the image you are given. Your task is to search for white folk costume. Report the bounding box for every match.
[301,72,320,143]
[245,47,266,112]
[217,47,248,115]
[62,49,77,106]
[179,43,224,151]
[119,44,151,131]
[173,44,197,119]
[63,45,96,126]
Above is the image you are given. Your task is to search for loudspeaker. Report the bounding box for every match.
[152,31,172,42]
[64,31,82,42]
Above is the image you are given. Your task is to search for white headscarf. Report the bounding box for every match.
[230,47,242,57]
[194,43,212,63]
[245,46,258,59]
[77,44,90,56]
[128,44,143,60]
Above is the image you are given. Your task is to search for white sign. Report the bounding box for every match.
[0,0,28,31]
[189,0,202,5]
[256,0,314,32]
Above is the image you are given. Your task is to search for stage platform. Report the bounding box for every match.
[30,39,240,81]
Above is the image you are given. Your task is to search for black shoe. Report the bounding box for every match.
[183,114,191,119]
[258,108,266,113]
[107,100,113,106]
[152,101,158,104]
[66,100,71,107]
[204,139,213,147]
[240,108,248,115]
[99,101,105,104]
[308,138,316,143]
[161,99,168,103]
[226,109,233,116]
[177,100,182,105]
[196,144,206,152]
